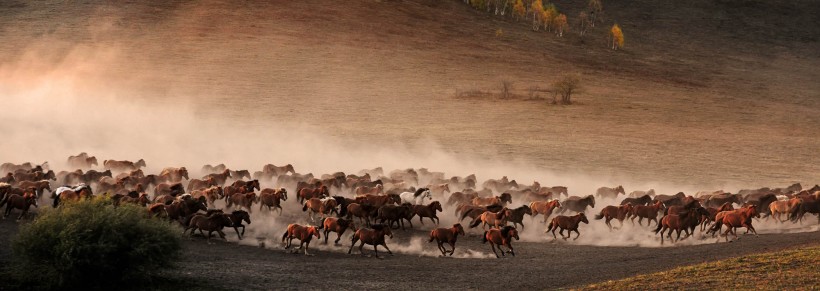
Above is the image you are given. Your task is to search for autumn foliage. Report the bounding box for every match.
[610,23,624,50]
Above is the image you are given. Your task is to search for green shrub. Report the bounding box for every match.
[10,197,182,289]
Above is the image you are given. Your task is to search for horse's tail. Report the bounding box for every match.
[459,209,473,222]
[281,230,289,243]
[52,194,60,208]
[653,216,665,234]
[428,232,435,243]
[594,211,604,220]
[481,231,488,244]
[708,216,723,234]
[302,203,308,212]
[318,217,326,229]
[0,194,8,208]
[547,219,555,231]
[469,217,482,228]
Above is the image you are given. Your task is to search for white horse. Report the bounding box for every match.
[399,188,431,205]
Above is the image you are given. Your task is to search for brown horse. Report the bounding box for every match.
[427,183,451,197]
[184,212,234,242]
[262,163,295,176]
[259,188,288,215]
[524,189,554,202]
[703,193,741,208]
[428,223,465,256]
[596,185,625,200]
[769,198,802,222]
[187,177,218,192]
[348,224,393,257]
[529,200,561,223]
[472,193,513,207]
[377,203,414,230]
[67,152,98,169]
[710,205,760,241]
[52,184,94,207]
[547,213,589,240]
[630,200,664,226]
[303,197,338,222]
[230,179,261,192]
[155,182,185,197]
[201,164,227,174]
[355,193,400,208]
[117,193,151,207]
[227,191,258,213]
[505,205,533,229]
[482,226,519,258]
[320,217,357,244]
[229,170,252,180]
[653,208,699,244]
[347,203,378,227]
[595,204,634,230]
[0,173,14,184]
[16,180,52,197]
[103,159,146,172]
[226,210,251,240]
[469,208,512,230]
[621,194,653,206]
[203,169,232,186]
[1,192,38,220]
[446,191,478,206]
[458,204,504,222]
[298,185,329,204]
[482,176,519,193]
[412,201,443,225]
[190,186,223,207]
[355,184,384,196]
[559,195,596,214]
[701,202,735,231]
[654,192,686,207]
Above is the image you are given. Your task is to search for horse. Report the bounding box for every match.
[116,192,151,207]
[103,159,146,172]
[596,185,625,200]
[505,205,532,229]
[355,184,384,196]
[377,203,414,230]
[0,173,14,184]
[628,189,655,198]
[183,212,234,242]
[529,200,561,223]
[703,193,741,208]
[701,202,734,231]
[594,204,634,230]
[448,174,477,190]
[13,170,56,183]
[356,194,400,208]
[152,195,208,223]
[429,223,465,256]
[259,188,287,215]
[0,192,38,220]
[347,203,378,227]
[482,226,519,258]
[159,167,189,183]
[653,192,686,207]
[187,177,218,192]
[262,163,295,176]
[201,164,227,174]
[483,176,518,193]
[710,205,760,241]
[621,194,652,206]
[559,195,595,214]
[472,193,512,207]
[469,208,512,230]
[298,185,329,204]
[790,195,820,224]
[226,210,251,240]
[348,224,393,257]
[67,153,98,169]
[190,186,223,207]
[320,217,357,244]
[52,184,93,207]
[546,213,589,240]
[427,183,450,197]
[155,182,185,197]
[229,170,251,180]
[230,179,261,192]
[227,192,258,213]
[399,188,431,205]
[16,180,51,197]
[303,197,338,222]
[446,191,477,206]
[412,201,443,225]
[203,169,232,186]
[457,203,504,221]
[630,200,664,226]
[543,186,569,198]
[653,208,699,244]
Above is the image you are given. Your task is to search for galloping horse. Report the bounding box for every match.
[596,185,625,200]
[621,194,652,206]
[159,167,189,183]
[547,213,589,240]
[226,210,251,240]
[482,226,519,258]
[348,224,393,257]
[184,212,234,243]
[103,159,146,172]
[1,191,38,220]
[52,184,93,207]
[355,184,384,196]
[653,208,699,244]
[428,223,465,256]
[505,205,533,229]
[203,169,232,186]
[320,217,357,244]
[262,163,295,176]
[355,194,400,208]
[559,195,595,214]
[298,185,329,204]
[769,198,802,222]
[412,201,443,225]
[303,197,338,222]
[595,204,634,230]
[190,186,223,207]
[469,208,512,230]
[377,203,414,230]
[230,179,261,192]
[347,203,378,227]
[282,224,321,255]
[630,200,664,226]
[529,200,561,223]
[187,177,218,192]
[710,205,760,241]
[446,191,478,206]
[472,193,513,207]
[259,188,288,215]
[399,188,432,205]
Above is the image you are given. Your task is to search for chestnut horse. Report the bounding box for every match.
[710,205,760,241]
[482,226,519,258]
[117,193,151,207]
[630,201,664,226]
[412,201,443,225]
[355,184,384,196]
[16,180,52,197]
[187,177,218,192]
[303,197,338,222]
[472,193,513,207]
[377,203,414,230]
[458,204,504,222]
[529,200,561,223]
[203,169,232,186]
[469,208,512,230]
[1,192,38,220]
[298,185,329,204]
[595,204,634,230]
[52,184,93,207]
[355,193,400,208]
[103,159,146,172]
[347,203,378,227]
[190,186,224,207]
[227,192,258,213]
[428,223,465,256]
[159,167,189,183]
[320,217,357,244]
[547,213,589,240]
[259,188,288,215]
[348,224,393,257]
[230,179,261,192]
[155,182,185,197]
[653,208,699,244]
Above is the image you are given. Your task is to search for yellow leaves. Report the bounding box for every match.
[513,0,526,20]
[610,23,624,49]
[554,13,568,37]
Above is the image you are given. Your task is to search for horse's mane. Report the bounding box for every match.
[0,182,9,187]
[500,226,515,237]
[413,188,427,197]
[232,210,248,216]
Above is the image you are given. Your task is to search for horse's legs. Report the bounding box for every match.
[323,230,330,244]
[550,227,558,240]
[419,216,424,225]
[605,218,612,231]
[637,217,643,226]
[381,243,393,255]
[437,241,446,256]
[490,243,500,258]
[359,241,366,256]
[448,241,456,256]
[304,241,311,255]
[573,229,581,240]
[506,242,515,256]
[234,227,243,240]
[347,237,358,254]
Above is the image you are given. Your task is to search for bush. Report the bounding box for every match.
[10,197,182,289]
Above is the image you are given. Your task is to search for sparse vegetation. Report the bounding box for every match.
[500,80,513,99]
[581,245,820,290]
[610,23,624,50]
[9,197,182,289]
[588,0,603,27]
[552,73,581,104]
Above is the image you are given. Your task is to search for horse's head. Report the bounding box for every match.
[309,226,321,239]
[24,192,38,208]
[235,210,251,224]
[454,223,465,236]
[587,195,596,208]
[423,189,432,200]
[383,225,393,239]
[579,213,589,224]
[432,201,442,212]
[180,167,189,180]
[251,180,261,191]
[500,193,512,204]
[616,185,625,194]
[522,205,532,215]
[135,159,146,168]
[278,188,288,201]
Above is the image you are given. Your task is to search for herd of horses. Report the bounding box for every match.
[1,154,819,258]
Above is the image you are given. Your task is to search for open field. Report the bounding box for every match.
[0,0,818,289]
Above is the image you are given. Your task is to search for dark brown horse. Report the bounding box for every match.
[428,223,465,256]
[559,195,596,214]
[229,170,252,180]
[621,194,652,206]
[348,224,393,257]
[187,177,218,192]
[227,192,258,213]
[412,201,443,225]
[1,192,38,220]
[457,203,504,222]
[0,173,14,184]
[184,212,234,242]
[203,169,232,186]
[355,193,400,208]
[347,203,378,227]
[377,203,414,230]
[103,159,146,172]
[190,186,223,207]
[226,210,251,240]
[482,226,519,258]
[446,191,478,206]
[505,205,533,229]
[116,192,151,207]
[653,208,699,244]
[155,182,185,197]
[16,180,51,197]
[259,188,287,215]
[547,213,589,240]
[320,217,357,244]
[230,179,261,192]
[595,204,634,230]
[653,192,686,207]
[529,200,561,223]
[630,200,664,226]
[298,185,329,204]
[703,193,741,209]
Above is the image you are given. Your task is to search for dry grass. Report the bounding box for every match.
[581,244,820,290]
